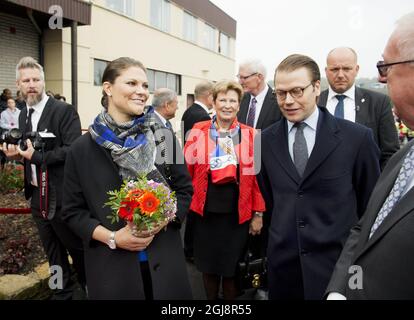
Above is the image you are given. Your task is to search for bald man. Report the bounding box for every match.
[319,47,399,169]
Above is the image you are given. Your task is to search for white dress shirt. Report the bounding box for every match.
[287,107,319,162]
[326,85,357,122]
[27,93,49,186]
[248,85,269,128]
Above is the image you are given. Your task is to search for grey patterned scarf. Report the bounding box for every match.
[89,106,167,183]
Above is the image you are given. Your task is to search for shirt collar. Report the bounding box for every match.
[250,85,269,104]
[327,85,355,102]
[194,100,210,114]
[154,109,168,127]
[287,106,319,133]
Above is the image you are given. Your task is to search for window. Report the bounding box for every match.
[148,68,181,94]
[183,11,197,43]
[106,0,134,17]
[203,23,216,51]
[150,0,170,32]
[219,32,229,56]
[94,59,109,86]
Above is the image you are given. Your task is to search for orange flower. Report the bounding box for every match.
[139,192,160,216]
[127,189,144,200]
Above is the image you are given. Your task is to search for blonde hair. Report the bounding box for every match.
[212,80,243,102]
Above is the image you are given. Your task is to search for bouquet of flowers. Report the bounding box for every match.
[105,176,177,235]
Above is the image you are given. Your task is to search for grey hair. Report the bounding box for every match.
[16,57,45,81]
[152,88,177,109]
[239,59,267,78]
[394,12,414,60]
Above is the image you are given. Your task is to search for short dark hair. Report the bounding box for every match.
[275,54,321,83]
[101,57,147,108]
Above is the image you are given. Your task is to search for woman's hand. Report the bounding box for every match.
[115,225,155,251]
[249,214,263,236]
[129,220,169,237]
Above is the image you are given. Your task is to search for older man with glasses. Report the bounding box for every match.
[318,47,399,170]
[326,11,414,300]
[257,54,381,300]
[236,59,282,300]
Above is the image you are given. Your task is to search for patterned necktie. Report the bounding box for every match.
[246,97,257,127]
[165,120,173,130]
[24,108,35,184]
[369,145,414,238]
[334,95,346,119]
[293,122,308,177]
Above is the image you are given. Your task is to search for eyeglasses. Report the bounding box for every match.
[376,59,414,77]
[273,83,313,100]
[236,72,258,81]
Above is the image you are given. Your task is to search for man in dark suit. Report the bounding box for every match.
[181,81,213,260]
[237,60,282,299]
[2,57,85,299]
[237,59,282,129]
[258,54,380,300]
[326,12,414,300]
[319,47,399,169]
[181,81,213,141]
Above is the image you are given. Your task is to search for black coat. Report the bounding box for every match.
[326,139,414,299]
[62,131,193,299]
[19,97,81,216]
[181,103,211,142]
[237,85,282,130]
[258,108,381,299]
[319,87,399,169]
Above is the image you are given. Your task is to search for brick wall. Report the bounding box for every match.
[0,12,39,97]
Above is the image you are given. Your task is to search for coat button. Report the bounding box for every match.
[298,190,304,197]
[298,221,306,228]
[301,249,308,256]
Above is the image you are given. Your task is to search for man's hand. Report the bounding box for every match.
[17,139,35,160]
[2,139,35,161]
[1,142,22,161]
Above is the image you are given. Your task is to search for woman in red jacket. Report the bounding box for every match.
[184,80,265,300]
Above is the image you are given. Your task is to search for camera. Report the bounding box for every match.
[0,128,23,145]
[0,128,55,150]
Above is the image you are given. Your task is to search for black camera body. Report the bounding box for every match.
[0,128,55,150]
[0,128,23,145]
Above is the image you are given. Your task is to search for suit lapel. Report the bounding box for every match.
[36,98,53,131]
[256,86,274,129]
[237,93,250,124]
[268,120,301,184]
[301,109,341,182]
[354,87,369,125]
[355,145,414,258]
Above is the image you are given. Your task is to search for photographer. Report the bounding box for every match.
[1,57,85,300]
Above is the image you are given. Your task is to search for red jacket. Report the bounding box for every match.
[184,120,265,224]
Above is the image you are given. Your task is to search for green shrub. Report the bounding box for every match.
[0,162,24,194]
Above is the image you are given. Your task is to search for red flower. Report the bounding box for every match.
[139,192,160,216]
[118,200,140,221]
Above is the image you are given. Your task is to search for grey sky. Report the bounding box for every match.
[210,0,414,80]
